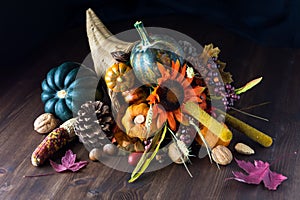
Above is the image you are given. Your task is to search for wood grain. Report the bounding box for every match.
[0,16,299,200]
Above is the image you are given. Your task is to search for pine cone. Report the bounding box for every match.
[75,101,115,151]
[111,51,130,63]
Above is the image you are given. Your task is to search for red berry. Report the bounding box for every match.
[128,152,143,166]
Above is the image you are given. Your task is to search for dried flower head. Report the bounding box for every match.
[147,60,205,130]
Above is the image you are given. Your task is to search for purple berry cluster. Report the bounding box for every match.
[144,139,152,150]
[179,41,240,111]
[201,58,240,111]
[224,84,240,110]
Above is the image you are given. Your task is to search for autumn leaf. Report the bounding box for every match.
[50,150,88,172]
[216,60,233,84]
[230,159,287,190]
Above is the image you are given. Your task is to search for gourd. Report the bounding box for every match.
[130,21,184,85]
[195,126,231,148]
[121,103,156,141]
[104,63,135,92]
[41,62,100,121]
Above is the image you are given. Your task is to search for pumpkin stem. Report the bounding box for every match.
[134,21,152,46]
[57,90,67,99]
[116,77,123,83]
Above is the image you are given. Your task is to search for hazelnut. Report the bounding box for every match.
[89,148,102,161]
[34,113,59,134]
[103,144,117,156]
[235,143,255,155]
[211,145,233,165]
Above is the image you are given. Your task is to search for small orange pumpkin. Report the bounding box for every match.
[121,103,157,141]
[105,63,135,92]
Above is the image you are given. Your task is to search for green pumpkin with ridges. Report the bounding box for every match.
[41,62,102,121]
[130,21,184,85]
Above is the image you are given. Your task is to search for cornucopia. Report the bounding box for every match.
[30,8,273,183]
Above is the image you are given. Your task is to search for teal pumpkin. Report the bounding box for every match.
[130,21,184,85]
[41,62,101,121]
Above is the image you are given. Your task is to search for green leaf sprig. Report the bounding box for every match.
[129,124,167,183]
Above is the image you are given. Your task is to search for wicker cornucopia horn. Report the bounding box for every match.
[86,8,133,77]
[86,8,135,112]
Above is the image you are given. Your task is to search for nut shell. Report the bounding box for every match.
[34,113,59,134]
[235,143,255,155]
[211,145,233,165]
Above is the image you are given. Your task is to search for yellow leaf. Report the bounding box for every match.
[235,77,263,94]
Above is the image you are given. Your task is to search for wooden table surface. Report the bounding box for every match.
[1,16,299,200]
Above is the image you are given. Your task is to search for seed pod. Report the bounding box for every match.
[235,143,255,155]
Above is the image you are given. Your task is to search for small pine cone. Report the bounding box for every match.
[75,101,115,151]
[111,51,131,63]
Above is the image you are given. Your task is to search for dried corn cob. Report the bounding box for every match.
[31,118,77,166]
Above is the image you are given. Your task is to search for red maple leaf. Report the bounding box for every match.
[230,158,287,190]
[50,150,88,172]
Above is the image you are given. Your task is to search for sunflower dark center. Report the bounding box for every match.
[156,80,185,111]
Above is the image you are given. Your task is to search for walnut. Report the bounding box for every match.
[34,113,59,134]
[211,145,233,165]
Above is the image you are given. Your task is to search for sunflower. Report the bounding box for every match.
[147,60,205,131]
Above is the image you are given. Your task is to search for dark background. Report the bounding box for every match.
[0,0,299,78]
